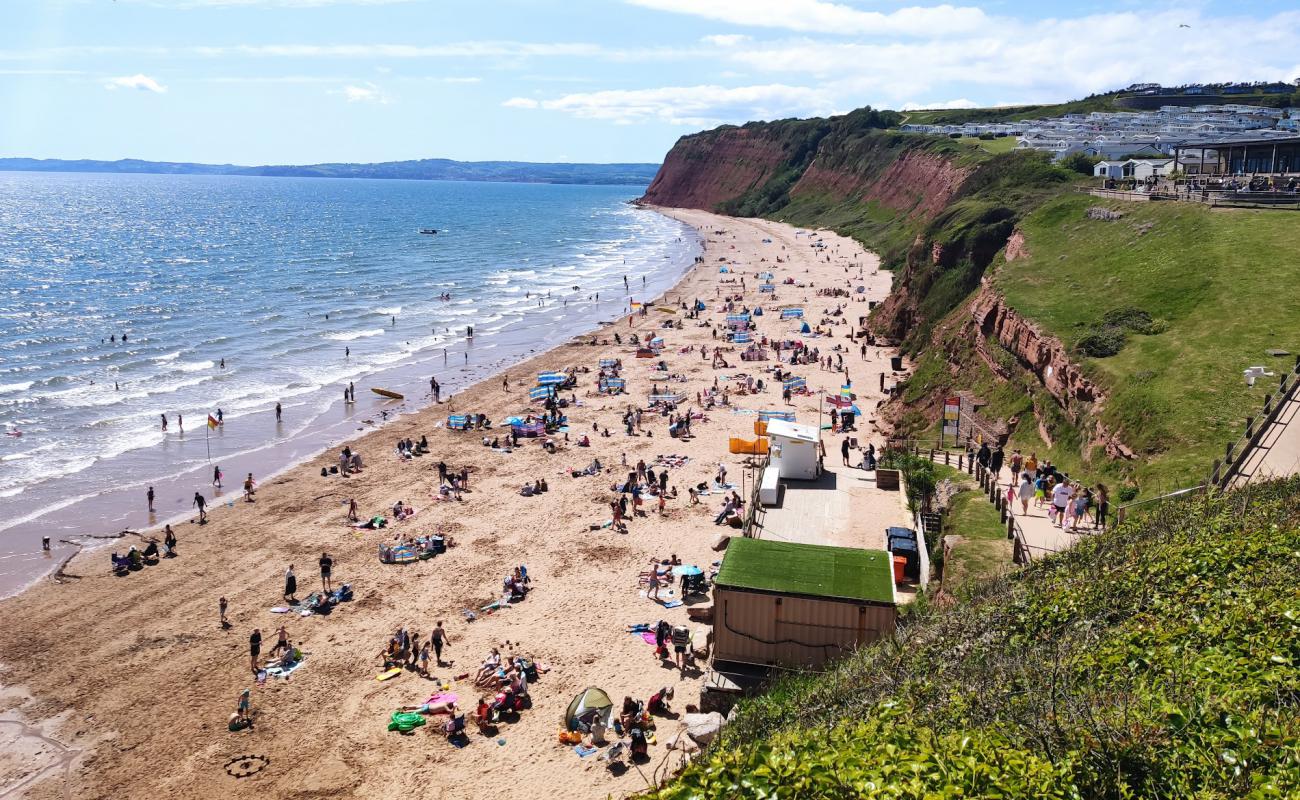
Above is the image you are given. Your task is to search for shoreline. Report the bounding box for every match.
[0,208,703,600]
[0,207,902,800]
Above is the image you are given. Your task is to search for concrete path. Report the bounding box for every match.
[1229,389,1300,488]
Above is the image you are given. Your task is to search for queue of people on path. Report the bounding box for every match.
[970,441,1110,532]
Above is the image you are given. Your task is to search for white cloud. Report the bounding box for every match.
[714,10,1300,107]
[631,0,988,37]
[506,83,835,126]
[104,73,167,93]
[334,82,391,103]
[701,34,750,47]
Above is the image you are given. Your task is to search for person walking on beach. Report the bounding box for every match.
[431,620,450,666]
[193,492,207,524]
[219,596,229,628]
[841,437,851,466]
[319,551,333,593]
[249,628,262,676]
[243,473,256,502]
[213,465,223,489]
[283,564,297,603]
[275,402,282,422]
[345,347,350,358]
[347,497,358,522]
[161,413,168,432]
[147,485,155,513]
[177,413,183,431]
[349,382,355,402]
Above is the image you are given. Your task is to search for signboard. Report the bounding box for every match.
[942,396,961,437]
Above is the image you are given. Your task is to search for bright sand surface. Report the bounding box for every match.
[0,209,901,800]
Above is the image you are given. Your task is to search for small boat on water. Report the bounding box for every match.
[371,388,404,400]
[419,229,438,235]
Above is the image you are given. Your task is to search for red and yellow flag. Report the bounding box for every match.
[207,414,219,429]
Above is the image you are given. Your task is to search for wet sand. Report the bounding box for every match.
[0,208,899,800]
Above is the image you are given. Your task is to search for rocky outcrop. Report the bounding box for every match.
[968,283,1100,405]
[1003,230,1028,262]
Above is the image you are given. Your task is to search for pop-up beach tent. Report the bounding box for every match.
[565,686,613,731]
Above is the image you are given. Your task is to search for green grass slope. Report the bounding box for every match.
[650,479,1300,799]
[995,193,1300,488]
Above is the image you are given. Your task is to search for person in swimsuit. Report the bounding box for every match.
[193,492,207,523]
[319,552,333,593]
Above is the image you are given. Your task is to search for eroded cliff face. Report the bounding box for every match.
[640,127,791,210]
[792,149,970,220]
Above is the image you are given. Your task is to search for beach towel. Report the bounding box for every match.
[575,745,598,758]
[639,631,658,645]
[662,600,684,609]
[425,692,459,707]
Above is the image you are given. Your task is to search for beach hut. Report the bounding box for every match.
[765,418,819,480]
[711,538,896,668]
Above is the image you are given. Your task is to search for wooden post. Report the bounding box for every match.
[1006,516,1015,540]
[944,451,950,466]
[1245,416,1255,439]
[957,454,964,471]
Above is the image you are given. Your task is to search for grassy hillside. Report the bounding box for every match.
[650,479,1300,799]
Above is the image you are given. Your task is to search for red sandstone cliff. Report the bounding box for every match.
[640,127,791,210]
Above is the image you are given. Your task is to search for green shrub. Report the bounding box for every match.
[1076,327,1126,357]
[648,479,1300,799]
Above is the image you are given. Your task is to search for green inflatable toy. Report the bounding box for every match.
[388,711,426,732]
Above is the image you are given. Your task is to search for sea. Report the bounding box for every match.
[0,171,699,596]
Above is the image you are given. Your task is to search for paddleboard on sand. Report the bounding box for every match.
[371,388,404,400]
[376,667,403,681]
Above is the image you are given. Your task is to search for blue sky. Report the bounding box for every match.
[1,0,1297,164]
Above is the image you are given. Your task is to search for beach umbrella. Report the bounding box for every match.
[672,565,704,577]
[565,687,613,730]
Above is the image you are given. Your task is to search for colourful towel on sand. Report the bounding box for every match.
[640,632,658,645]
[662,600,684,609]
[424,692,458,707]
[575,745,598,758]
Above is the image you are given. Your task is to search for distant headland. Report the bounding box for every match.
[0,156,661,186]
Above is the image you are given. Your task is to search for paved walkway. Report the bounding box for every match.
[1229,389,1300,488]
[996,475,1095,559]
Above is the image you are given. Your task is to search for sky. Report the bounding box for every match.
[1,0,1298,165]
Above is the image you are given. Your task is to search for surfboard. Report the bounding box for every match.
[376,667,404,681]
[371,388,404,400]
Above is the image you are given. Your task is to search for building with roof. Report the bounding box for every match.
[711,537,897,668]
[1172,136,1300,175]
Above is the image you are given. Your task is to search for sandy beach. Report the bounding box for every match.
[0,208,899,800]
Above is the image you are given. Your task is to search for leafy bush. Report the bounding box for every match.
[648,479,1300,799]
[1076,327,1126,357]
[1060,152,1102,174]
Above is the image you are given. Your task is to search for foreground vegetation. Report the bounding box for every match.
[650,479,1300,798]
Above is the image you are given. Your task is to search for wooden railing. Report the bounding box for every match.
[1209,355,1300,488]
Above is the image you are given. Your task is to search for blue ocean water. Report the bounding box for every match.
[0,172,695,589]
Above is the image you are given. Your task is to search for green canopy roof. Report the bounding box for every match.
[715,538,895,605]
